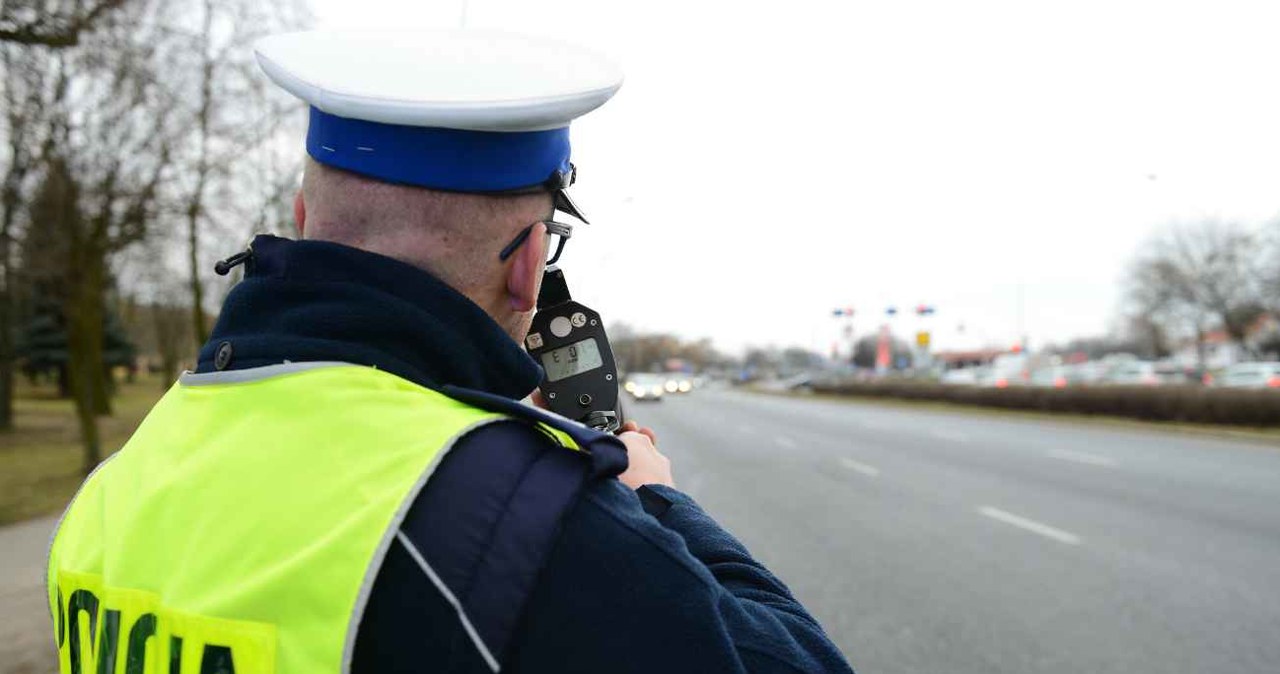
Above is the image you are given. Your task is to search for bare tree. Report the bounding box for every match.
[119,240,193,386]
[1123,253,1186,360]
[1167,222,1264,344]
[1120,313,1172,360]
[16,0,181,473]
[151,298,189,384]
[0,0,304,462]
[0,41,54,428]
[1123,220,1267,366]
[182,0,216,345]
[0,0,128,48]
[170,0,308,348]
[1262,218,1280,316]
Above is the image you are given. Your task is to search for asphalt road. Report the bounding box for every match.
[6,389,1280,674]
[632,388,1280,674]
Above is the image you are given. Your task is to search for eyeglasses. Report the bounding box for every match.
[498,220,573,266]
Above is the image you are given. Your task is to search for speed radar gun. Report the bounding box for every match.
[526,267,622,432]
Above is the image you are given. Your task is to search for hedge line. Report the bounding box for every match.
[808,381,1280,426]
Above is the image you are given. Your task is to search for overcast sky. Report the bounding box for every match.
[308,0,1280,355]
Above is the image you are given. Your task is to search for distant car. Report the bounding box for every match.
[986,353,1031,388]
[1103,361,1187,386]
[1029,366,1073,388]
[623,373,667,401]
[1067,361,1110,385]
[1209,362,1280,389]
[941,368,983,385]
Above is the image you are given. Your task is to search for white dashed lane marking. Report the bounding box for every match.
[930,429,971,444]
[978,506,1082,545]
[1047,449,1117,467]
[839,457,881,477]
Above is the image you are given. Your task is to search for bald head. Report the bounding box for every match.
[296,158,555,340]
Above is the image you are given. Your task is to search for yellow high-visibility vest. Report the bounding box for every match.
[46,363,578,674]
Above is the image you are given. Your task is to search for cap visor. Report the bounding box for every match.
[555,189,589,224]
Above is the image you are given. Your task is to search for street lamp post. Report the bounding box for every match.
[831,307,855,364]
[914,304,936,371]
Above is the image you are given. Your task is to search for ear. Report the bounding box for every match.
[506,223,546,313]
[293,190,306,237]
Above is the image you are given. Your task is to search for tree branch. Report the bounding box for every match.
[0,0,129,48]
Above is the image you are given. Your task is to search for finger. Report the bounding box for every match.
[618,432,658,455]
[618,420,640,434]
[618,431,649,445]
[530,390,549,410]
[638,427,657,445]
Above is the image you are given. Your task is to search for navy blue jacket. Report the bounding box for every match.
[198,235,854,673]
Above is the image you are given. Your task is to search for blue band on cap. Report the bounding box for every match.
[306,107,571,192]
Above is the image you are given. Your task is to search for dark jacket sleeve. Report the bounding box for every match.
[505,479,855,674]
[640,484,852,671]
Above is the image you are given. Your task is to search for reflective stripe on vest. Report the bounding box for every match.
[46,362,579,674]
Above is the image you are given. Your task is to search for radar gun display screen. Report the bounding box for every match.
[541,337,604,382]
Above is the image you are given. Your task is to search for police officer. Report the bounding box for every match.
[46,30,855,674]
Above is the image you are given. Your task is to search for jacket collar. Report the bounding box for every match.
[197,234,543,400]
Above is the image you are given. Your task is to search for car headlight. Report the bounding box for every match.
[651,386,663,395]
[664,381,678,393]
[678,380,692,392]
[624,382,636,393]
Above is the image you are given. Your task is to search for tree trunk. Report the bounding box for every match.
[188,203,206,348]
[0,283,12,429]
[65,257,108,473]
[67,303,104,474]
[1151,323,1170,360]
[187,0,215,350]
[154,302,182,388]
[68,350,101,475]
[160,357,177,389]
[1194,324,1207,372]
[0,154,19,432]
[96,363,113,415]
[0,360,11,430]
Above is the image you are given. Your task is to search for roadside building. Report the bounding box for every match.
[1171,314,1280,368]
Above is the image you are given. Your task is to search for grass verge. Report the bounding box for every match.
[0,375,168,525]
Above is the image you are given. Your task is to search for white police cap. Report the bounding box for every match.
[254,29,623,221]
